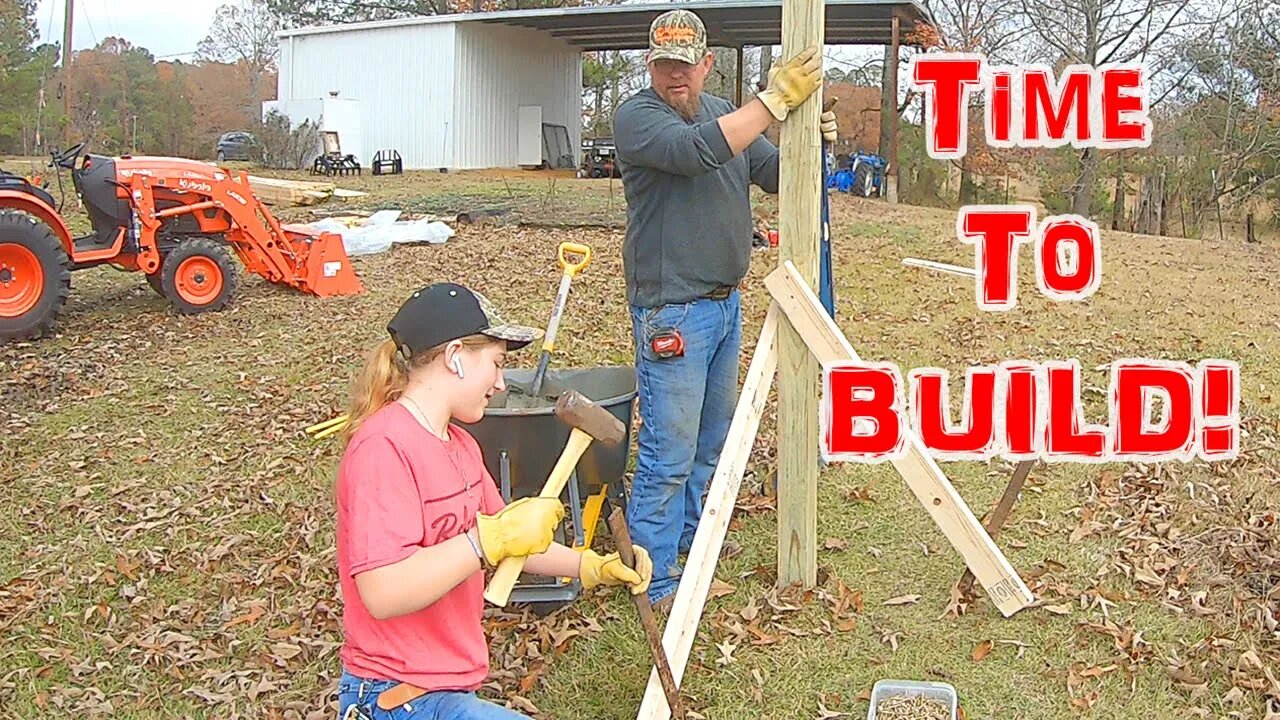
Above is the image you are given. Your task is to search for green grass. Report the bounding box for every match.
[2,170,1278,719]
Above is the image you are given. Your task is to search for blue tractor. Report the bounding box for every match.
[828,152,888,198]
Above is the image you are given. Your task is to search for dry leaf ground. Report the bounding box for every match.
[2,167,1278,720]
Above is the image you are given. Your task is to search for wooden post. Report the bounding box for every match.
[885,16,900,203]
[735,46,745,107]
[776,0,824,589]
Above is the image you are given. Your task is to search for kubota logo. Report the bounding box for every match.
[179,178,212,193]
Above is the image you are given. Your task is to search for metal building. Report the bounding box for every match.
[270,0,931,172]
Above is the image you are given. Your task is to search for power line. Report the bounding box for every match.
[81,5,99,47]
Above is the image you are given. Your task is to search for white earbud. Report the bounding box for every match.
[452,355,465,378]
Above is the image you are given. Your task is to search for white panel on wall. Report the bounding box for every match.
[453,24,583,170]
[517,106,543,167]
[281,23,457,169]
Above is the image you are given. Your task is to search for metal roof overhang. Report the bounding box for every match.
[477,0,932,50]
[277,0,935,50]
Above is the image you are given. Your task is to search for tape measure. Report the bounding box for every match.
[651,329,685,358]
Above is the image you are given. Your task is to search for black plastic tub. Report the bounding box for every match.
[459,366,637,500]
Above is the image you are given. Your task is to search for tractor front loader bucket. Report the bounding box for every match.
[211,171,365,299]
[288,228,363,297]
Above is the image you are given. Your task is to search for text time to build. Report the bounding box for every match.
[818,54,1242,465]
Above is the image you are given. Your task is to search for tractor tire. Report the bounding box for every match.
[0,211,71,342]
[852,162,876,198]
[160,238,238,315]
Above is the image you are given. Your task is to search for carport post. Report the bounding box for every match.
[776,0,823,589]
[886,15,900,203]
[735,46,744,106]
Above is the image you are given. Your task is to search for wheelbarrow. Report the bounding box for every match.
[458,365,636,611]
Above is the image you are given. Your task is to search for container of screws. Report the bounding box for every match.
[866,679,957,720]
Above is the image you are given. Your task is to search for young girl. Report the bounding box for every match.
[334,282,652,720]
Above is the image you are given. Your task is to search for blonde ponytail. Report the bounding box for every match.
[340,333,504,445]
[341,339,409,445]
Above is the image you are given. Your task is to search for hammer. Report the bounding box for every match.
[484,390,626,607]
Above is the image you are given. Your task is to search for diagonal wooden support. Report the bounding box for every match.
[635,305,780,720]
[764,261,1035,617]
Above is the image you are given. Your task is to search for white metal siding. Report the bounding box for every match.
[279,24,457,169]
[452,24,582,170]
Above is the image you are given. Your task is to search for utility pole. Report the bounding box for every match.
[61,0,74,144]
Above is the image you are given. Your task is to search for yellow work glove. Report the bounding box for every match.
[578,546,653,596]
[820,109,838,143]
[475,497,565,567]
[757,46,823,122]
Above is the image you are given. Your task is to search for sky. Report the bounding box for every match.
[35,0,226,61]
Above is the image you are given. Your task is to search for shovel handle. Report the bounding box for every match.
[558,242,592,277]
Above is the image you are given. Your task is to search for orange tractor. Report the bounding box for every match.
[0,142,363,341]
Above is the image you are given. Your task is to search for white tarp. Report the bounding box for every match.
[304,213,455,256]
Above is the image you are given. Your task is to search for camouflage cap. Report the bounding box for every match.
[647,9,708,66]
[471,288,542,349]
[388,282,542,356]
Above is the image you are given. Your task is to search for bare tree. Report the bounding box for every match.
[920,0,1031,202]
[197,0,282,115]
[1163,0,1280,237]
[1019,0,1210,217]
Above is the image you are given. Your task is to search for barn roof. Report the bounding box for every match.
[277,0,935,50]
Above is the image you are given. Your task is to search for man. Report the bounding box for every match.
[613,9,836,610]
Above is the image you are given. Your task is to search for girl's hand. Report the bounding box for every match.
[579,546,653,596]
[475,497,564,566]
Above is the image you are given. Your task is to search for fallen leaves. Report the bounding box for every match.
[223,603,266,630]
[883,594,921,607]
[7,184,1280,720]
[970,640,993,662]
[816,695,849,719]
[709,579,736,600]
[715,639,738,666]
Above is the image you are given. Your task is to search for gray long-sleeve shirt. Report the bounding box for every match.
[613,88,779,308]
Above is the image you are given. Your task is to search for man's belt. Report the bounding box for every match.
[701,285,735,300]
[377,682,430,710]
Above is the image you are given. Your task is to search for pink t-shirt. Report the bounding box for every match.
[335,401,505,690]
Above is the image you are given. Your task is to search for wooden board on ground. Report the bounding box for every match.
[764,261,1035,618]
[635,305,780,720]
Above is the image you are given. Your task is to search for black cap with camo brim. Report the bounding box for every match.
[387,282,543,357]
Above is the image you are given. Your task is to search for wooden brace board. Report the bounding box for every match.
[635,304,780,720]
[764,262,1035,617]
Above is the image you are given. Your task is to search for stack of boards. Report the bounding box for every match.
[247,175,366,207]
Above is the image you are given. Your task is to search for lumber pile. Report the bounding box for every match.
[246,175,365,207]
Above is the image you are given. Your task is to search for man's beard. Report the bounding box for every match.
[661,90,701,121]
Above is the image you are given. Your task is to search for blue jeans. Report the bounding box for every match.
[337,670,528,720]
[627,290,741,604]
